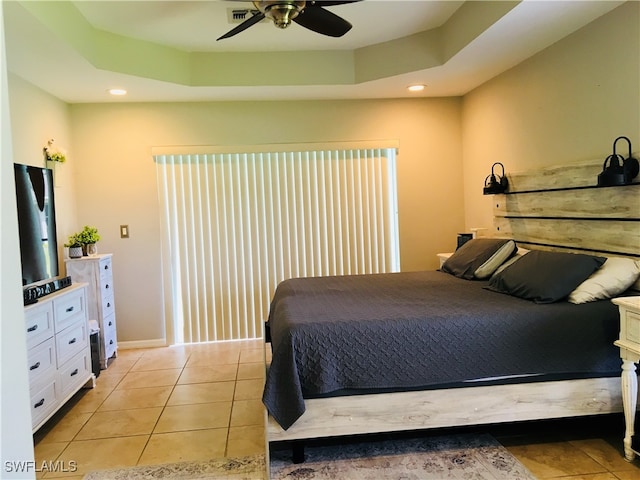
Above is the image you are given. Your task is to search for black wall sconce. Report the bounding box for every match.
[483,162,509,195]
[597,136,639,186]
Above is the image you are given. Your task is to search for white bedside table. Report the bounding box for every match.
[613,296,640,461]
[437,253,453,269]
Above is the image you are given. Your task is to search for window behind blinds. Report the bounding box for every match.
[154,146,399,344]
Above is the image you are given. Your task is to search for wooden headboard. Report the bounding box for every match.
[491,158,639,289]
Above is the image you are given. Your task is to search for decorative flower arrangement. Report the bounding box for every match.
[43,138,67,163]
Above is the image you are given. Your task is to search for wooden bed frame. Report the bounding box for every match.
[266,158,640,450]
[268,377,623,442]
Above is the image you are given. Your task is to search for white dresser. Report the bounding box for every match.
[26,283,94,432]
[65,254,118,369]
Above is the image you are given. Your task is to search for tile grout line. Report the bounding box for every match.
[39,352,146,479]
[225,350,242,457]
[134,350,190,467]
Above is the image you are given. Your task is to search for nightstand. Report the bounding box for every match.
[437,253,453,269]
[613,296,640,461]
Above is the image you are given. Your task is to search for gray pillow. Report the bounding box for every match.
[441,238,517,280]
[487,250,606,303]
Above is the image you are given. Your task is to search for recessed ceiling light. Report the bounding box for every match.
[407,84,426,92]
[108,88,127,96]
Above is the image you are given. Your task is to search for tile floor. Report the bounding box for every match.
[32,341,640,479]
[489,416,640,480]
[33,340,268,479]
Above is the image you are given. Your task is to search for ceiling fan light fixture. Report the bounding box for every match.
[258,1,305,29]
[219,0,358,41]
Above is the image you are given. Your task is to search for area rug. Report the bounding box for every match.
[270,433,536,479]
[83,433,536,480]
[83,455,266,480]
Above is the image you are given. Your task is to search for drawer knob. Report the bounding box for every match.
[70,369,79,377]
[108,321,112,327]
[29,362,41,371]
[104,265,109,270]
[107,302,111,308]
[68,338,77,345]
[105,284,110,289]
[27,325,38,333]
[109,340,114,345]
[66,306,75,313]
[34,398,45,409]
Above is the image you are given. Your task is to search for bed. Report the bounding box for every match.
[262,159,640,457]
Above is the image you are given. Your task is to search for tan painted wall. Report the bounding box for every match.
[66,98,463,343]
[8,74,78,262]
[462,1,640,231]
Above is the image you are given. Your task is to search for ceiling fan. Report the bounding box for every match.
[217,1,362,41]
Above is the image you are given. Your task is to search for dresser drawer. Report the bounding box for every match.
[58,350,91,399]
[103,313,117,360]
[30,378,58,429]
[623,310,640,345]
[27,337,56,384]
[56,319,89,367]
[54,288,87,333]
[102,312,117,338]
[100,277,114,301]
[101,293,115,318]
[25,302,55,349]
[100,256,113,283]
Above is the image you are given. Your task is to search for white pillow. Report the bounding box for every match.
[568,257,640,304]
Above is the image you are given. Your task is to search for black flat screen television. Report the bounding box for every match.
[14,163,59,287]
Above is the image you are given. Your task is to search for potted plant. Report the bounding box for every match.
[64,233,84,258]
[77,225,101,256]
[66,225,101,257]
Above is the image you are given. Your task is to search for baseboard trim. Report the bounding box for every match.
[118,338,167,350]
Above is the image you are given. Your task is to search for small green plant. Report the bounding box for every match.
[64,233,83,248]
[47,151,66,163]
[65,226,100,247]
[77,225,101,245]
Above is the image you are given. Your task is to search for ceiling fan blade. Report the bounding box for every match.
[217,11,265,41]
[293,5,352,37]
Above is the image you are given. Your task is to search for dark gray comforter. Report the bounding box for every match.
[262,270,621,430]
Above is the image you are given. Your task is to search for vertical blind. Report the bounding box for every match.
[154,146,399,344]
